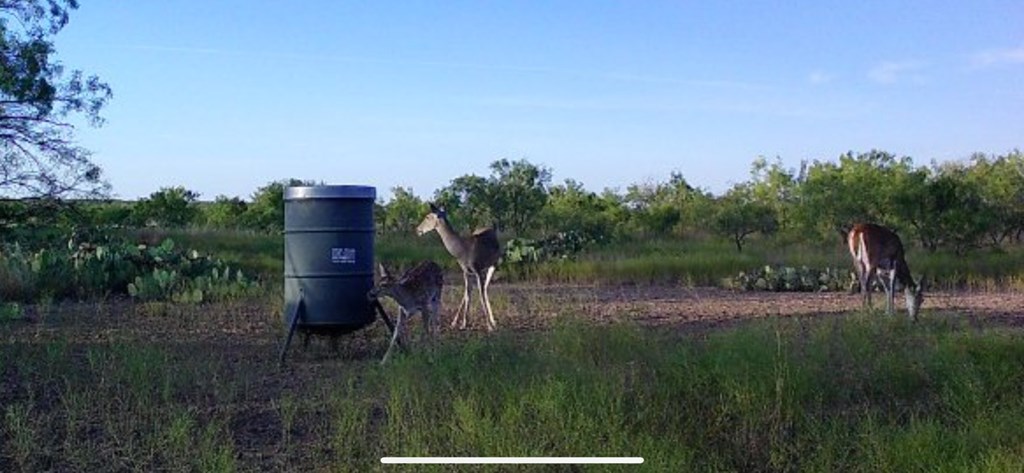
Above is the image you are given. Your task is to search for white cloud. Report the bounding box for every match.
[971,44,1024,68]
[808,70,834,85]
[867,61,927,84]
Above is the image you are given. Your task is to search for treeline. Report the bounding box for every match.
[382,151,1024,255]
[0,180,309,244]
[2,151,1022,255]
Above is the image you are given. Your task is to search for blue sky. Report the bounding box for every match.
[57,1,1023,200]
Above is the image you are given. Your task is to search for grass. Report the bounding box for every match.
[161,229,1024,290]
[3,310,1023,471]
[138,227,1024,295]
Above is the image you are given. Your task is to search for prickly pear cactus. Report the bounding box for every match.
[728,265,849,292]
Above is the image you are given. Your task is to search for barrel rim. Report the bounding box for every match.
[284,185,376,200]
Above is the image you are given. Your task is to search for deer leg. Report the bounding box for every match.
[876,270,888,313]
[432,296,441,336]
[481,266,497,330]
[876,269,893,314]
[860,264,873,309]
[382,309,405,364]
[426,302,440,359]
[461,279,473,330]
[453,272,470,329]
[419,309,428,344]
[473,272,492,332]
[886,267,897,315]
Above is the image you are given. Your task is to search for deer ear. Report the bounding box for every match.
[429,202,440,213]
[378,263,390,279]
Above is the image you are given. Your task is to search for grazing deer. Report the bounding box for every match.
[416,203,501,331]
[368,260,444,364]
[847,223,924,320]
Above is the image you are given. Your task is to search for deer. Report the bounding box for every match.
[367,260,444,364]
[416,203,501,331]
[847,223,924,320]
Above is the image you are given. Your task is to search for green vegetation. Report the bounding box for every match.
[2,313,1022,471]
[728,265,851,292]
[3,150,1024,299]
[0,236,262,303]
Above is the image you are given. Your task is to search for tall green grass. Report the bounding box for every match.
[3,313,1023,471]
[162,229,1024,290]
[345,315,1024,471]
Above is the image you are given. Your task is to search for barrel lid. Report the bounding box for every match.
[284,185,376,200]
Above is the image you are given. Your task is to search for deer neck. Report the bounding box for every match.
[434,216,470,262]
[894,257,915,289]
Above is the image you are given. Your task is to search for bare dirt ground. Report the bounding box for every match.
[5,284,1024,348]
[496,284,1024,331]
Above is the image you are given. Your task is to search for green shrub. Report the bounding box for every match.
[728,264,850,292]
[0,234,262,303]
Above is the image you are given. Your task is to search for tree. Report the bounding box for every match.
[244,178,315,233]
[748,156,798,232]
[0,1,112,198]
[133,186,200,228]
[917,165,991,255]
[624,172,711,236]
[540,179,617,242]
[791,150,917,241]
[963,151,1024,246]
[202,195,248,228]
[378,186,425,236]
[432,159,552,236]
[433,174,491,232]
[486,159,550,235]
[712,183,778,252]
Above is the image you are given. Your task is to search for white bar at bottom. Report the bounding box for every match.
[381,457,643,464]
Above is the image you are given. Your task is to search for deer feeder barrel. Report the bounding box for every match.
[283,185,376,333]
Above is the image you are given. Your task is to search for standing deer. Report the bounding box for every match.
[848,223,924,320]
[416,203,501,331]
[368,260,444,364]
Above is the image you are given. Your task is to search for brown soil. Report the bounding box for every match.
[5,285,1024,351]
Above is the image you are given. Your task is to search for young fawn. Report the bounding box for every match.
[367,260,444,364]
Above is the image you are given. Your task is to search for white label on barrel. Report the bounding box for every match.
[331,247,356,264]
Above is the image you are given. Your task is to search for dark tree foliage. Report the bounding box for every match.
[132,186,200,228]
[244,178,317,233]
[0,0,111,198]
[712,184,778,252]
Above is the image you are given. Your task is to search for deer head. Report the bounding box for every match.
[416,202,446,236]
[368,263,396,300]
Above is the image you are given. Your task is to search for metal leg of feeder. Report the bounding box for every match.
[279,293,304,365]
[373,298,406,351]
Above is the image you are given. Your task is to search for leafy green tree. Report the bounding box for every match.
[202,195,248,228]
[378,186,426,236]
[486,159,551,235]
[916,164,991,255]
[712,183,778,252]
[132,186,200,228]
[748,156,799,232]
[433,174,492,232]
[433,159,552,236]
[82,200,133,227]
[962,151,1024,246]
[244,178,315,233]
[0,0,112,198]
[540,179,618,242]
[791,150,917,241]
[624,172,710,236]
